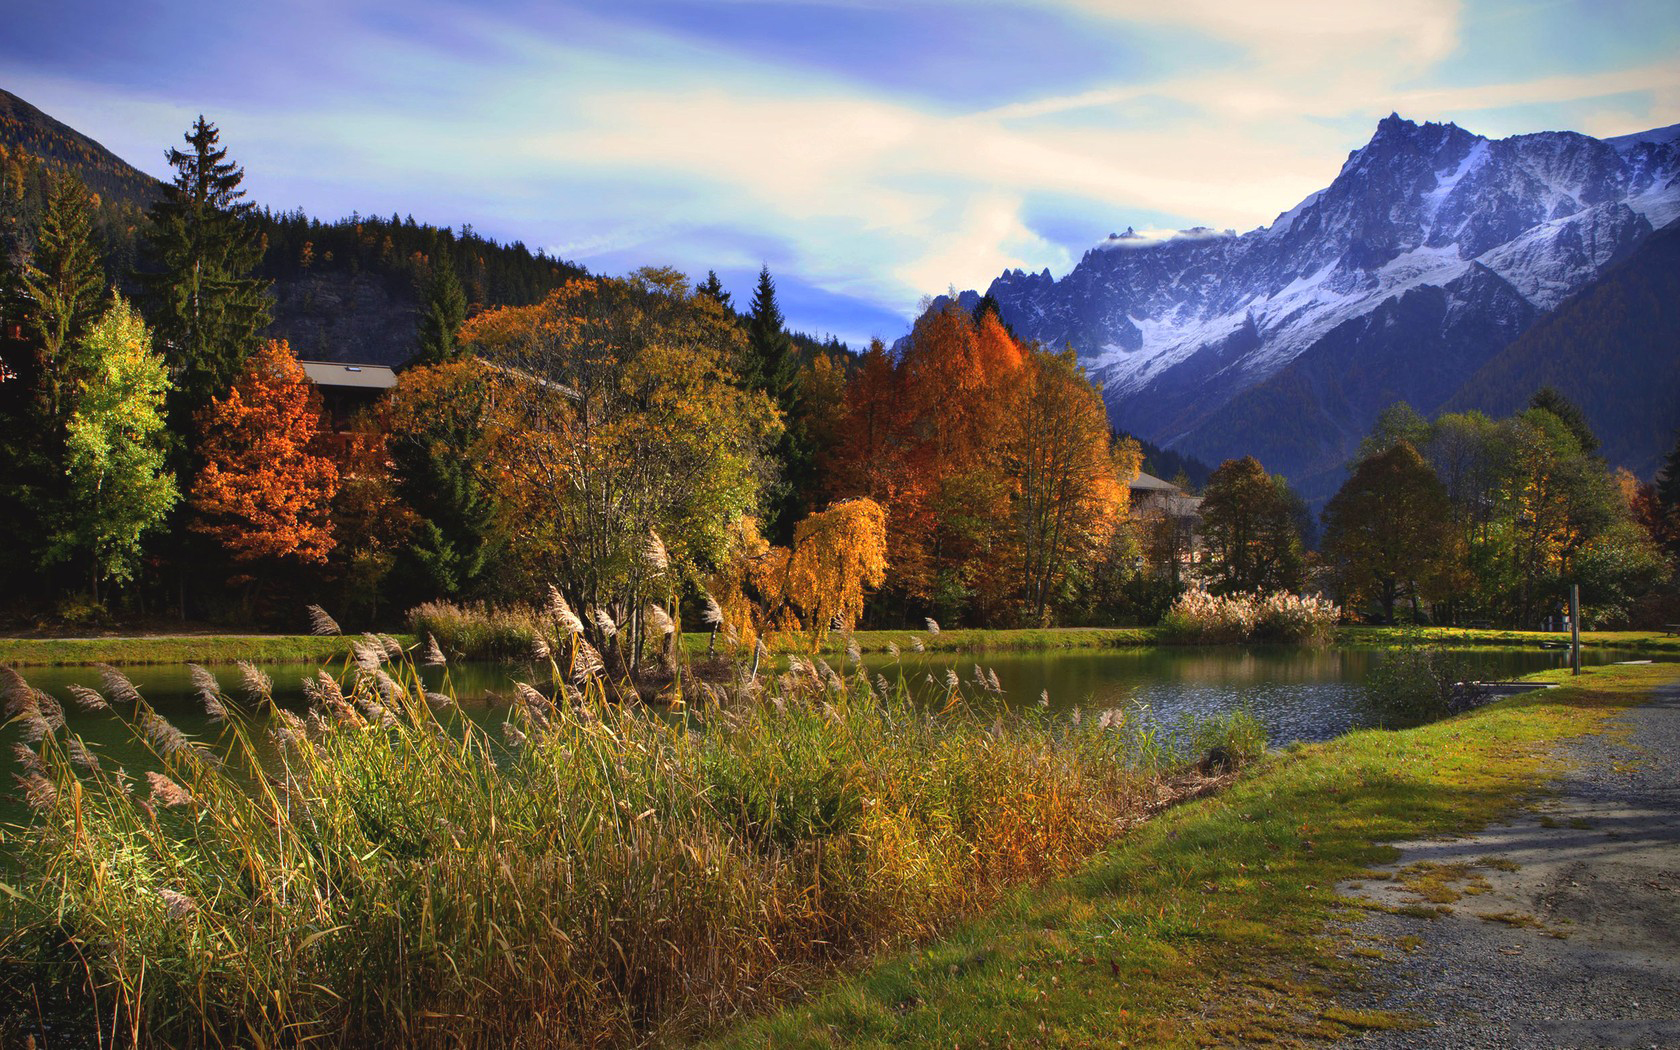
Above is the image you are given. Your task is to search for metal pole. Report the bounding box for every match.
[1570,583,1581,676]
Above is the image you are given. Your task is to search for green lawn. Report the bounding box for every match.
[5,623,1675,667]
[0,634,402,667]
[702,661,1680,1048]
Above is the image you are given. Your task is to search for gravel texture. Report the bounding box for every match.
[1336,681,1680,1049]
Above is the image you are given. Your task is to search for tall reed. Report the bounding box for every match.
[2,639,1253,1048]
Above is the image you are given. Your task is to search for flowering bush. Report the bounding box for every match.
[1160,589,1339,645]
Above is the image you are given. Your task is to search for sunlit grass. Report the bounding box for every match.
[705,661,1680,1048]
[0,637,1260,1048]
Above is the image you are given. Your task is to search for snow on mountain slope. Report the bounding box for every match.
[942,114,1680,495]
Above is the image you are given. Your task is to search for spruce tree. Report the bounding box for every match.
[1657,429,1680,515]
[413,258,467,365]
[746,265,796,400]
[5,172,108,597]
[20,171,105,430]
[696,269,732,310]
[141,116,271,430]
[1529,386,1599,456]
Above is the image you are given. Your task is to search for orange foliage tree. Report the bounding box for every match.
[190,339,338,580]
[825,302,1135,625]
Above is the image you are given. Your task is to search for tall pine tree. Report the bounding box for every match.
[4,172,108,598]
[746,265,796,400]
[141,116,271,430]
[412,257,468,366]
[20,171,105,429]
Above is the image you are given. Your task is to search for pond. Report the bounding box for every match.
[2,643,1649,824]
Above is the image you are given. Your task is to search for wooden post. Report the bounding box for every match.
[1570,583,1581,677]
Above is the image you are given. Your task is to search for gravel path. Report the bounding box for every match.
[1336,682,1680,1050]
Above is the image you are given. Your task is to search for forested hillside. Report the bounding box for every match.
[1445,221,1680,477]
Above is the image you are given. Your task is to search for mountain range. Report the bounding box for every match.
[935,114,1680,499]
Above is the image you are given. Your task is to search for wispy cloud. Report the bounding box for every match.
[3,0,1677,346]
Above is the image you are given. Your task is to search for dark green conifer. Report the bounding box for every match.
[746,265,796,400]
[696,269,732,311]
[140,116,271,429]
[1529,385,1599,456]
[19,170,104,429]
[413,258,468,366]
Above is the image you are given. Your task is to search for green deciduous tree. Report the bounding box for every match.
[141,116,271,430]
[48,294,178,603]
[1198,456,1305,595]
[1321,441,1457,622]
[461,268,779,660]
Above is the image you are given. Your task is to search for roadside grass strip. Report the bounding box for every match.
[705,662,1680,1048]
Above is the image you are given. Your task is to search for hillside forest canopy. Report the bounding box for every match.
[1,115,1677,644]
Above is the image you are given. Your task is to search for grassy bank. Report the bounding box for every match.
[1336,625,1680,655]
[4,623,1673,670]
[707,660,1680,1048]
[0,634,400,668]
[0,646,1260,1049]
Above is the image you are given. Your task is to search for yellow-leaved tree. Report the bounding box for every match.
[709,498,888,652]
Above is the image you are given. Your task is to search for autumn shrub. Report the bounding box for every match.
[406,599,543,661]
[1363,630,1486,720]
[1159,589,1339,644]
[0,631,1241,1049]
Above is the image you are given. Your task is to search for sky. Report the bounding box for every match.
[4,0,1679,348]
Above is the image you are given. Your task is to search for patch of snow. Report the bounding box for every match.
[1605,122,1680,154]
[1422,139,1488,225]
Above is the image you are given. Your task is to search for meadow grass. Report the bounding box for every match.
[703,661,1680,1048]
[7,622,1673,670]
[0,634,394,668]
[0,635,1260,1048]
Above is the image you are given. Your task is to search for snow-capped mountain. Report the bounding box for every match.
[944,114,1680,501]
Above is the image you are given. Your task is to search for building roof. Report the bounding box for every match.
[1129,470,1181,493]
[297,361,398,391]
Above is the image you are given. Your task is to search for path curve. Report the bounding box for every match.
[1337,684,1680,1049]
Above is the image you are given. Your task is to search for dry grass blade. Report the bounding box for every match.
[572,641,607,682]
[644,529,669,571]
[156,888,199,920]
[353,635,386,671]
[146,771,195,808]
[306,604,342,636]
[97,663,142,706]
[140,710,191,760]
[238,661,273,703]
[0,666,31,715]
[66,683,109,713]
[548,585,586,636]
[645,604,675,637]
[589,607,619,639]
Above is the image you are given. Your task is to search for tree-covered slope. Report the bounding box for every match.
[1444,220,1680,478]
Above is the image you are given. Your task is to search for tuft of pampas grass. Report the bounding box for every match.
[307,604,342,636]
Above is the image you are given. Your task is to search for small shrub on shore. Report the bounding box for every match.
[0,638,1246,1049]
[406,599,543,661]
[1363,630,1487,720]
[1160,589,1339,644]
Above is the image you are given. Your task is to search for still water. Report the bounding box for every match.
[4,645,1647,815]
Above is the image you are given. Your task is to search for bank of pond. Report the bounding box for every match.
[0,641,1661,1048]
